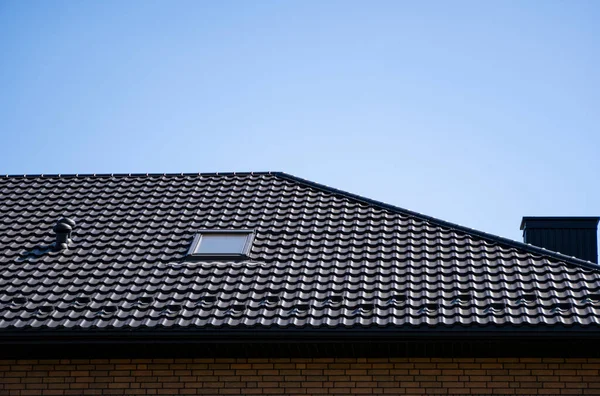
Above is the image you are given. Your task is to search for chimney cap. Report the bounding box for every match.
[520,217,600,231]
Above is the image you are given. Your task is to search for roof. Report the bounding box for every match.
[1,171,600,334]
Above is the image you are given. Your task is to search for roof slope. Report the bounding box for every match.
[0,172,599,331]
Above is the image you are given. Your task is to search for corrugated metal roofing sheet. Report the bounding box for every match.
[0,172,599,330]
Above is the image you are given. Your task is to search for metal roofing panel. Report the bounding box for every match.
[0,172,599,331]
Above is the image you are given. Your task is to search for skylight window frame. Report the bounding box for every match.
[187,229,255,259]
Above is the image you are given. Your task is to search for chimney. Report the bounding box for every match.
[53,217,76,251]
[520,217,600,263]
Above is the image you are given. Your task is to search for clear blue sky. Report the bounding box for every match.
[1,1,599,243]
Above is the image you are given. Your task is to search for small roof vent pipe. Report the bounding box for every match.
[53,217,76,251]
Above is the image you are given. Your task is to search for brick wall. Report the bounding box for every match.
[1,358,599,396]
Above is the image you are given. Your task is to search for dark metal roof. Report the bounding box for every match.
[1,172,600,333]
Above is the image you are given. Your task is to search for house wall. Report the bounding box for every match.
[1,357,599,395]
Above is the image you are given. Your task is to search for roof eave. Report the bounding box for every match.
[2,325,600,343]
[4,326,600,358]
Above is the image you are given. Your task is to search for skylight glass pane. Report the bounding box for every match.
[194,234,249,254]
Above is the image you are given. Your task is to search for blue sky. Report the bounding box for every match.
[1,1,599,243]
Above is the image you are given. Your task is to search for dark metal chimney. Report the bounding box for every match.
[520,217,600,263]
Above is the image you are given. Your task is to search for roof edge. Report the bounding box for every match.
[1,171,278,179]
[274,172,600,271]
[4,328,600,358]
[3,325,600,340]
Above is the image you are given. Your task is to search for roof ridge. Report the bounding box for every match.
[274,172,600,272]
[1,171,277,179]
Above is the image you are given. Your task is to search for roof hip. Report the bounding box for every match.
[274,172,600,271]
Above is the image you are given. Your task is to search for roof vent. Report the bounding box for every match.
[516,294,537,305]
[9,297,27,310]
[583,294,600,304]
[136,297,154,307]
[196,295,217,307]
[550,303,573,313]
[160,304,182,317]
[484,303,506,314]
[224,304,246,316]
[352,303,375,315]
[11,297,27,306]
[451,294,472,305]
[53,217,76,251]
[322,296,343,307]
[72,297,91,310]
[259,295,281,306]
[520,217,599,263]
[417,303,439,314]
[36,305,54,317]
[288,304,310,316]
[95,305,117,317]
[386,295,407,306]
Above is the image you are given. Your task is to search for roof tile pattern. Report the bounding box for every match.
[0,172,599,330]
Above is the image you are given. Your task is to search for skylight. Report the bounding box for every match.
[188,230,253,257]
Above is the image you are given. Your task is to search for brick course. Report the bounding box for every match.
[1,358,599,395]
